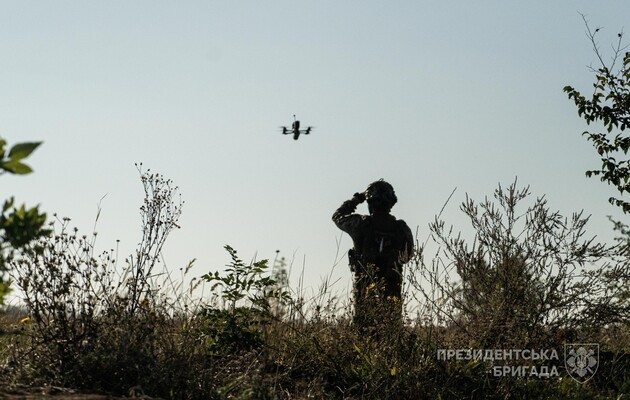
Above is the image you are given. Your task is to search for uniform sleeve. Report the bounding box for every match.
[332,197,364,239]
[398,220,415,263]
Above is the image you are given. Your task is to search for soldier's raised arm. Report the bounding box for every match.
[332,192,366,237]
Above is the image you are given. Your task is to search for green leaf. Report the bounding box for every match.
[8,142,41,161]
[2,197,15,213]
[1,160,33,174]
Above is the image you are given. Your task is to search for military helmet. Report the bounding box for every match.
[365,179,397,212]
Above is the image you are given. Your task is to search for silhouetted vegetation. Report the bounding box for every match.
[0,166,627,399]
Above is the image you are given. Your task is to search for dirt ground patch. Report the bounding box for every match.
[0,383,140,399]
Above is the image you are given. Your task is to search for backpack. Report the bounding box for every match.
[360,217,402,269]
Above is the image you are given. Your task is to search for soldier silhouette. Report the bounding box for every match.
[332,179,414,330]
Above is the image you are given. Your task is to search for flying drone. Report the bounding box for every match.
[281,115,313,140]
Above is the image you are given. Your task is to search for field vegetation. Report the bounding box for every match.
[0,167,628,399]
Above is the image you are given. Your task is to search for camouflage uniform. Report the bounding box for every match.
[332,180,414,330]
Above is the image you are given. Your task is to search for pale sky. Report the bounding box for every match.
[2,2,629,301]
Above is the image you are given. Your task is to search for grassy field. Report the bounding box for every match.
[1,175,628,399]
[0,270,628,400]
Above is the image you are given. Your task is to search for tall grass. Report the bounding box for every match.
[0,171,628,399]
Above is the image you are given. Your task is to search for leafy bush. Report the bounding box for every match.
[0,139,49,306]
[200,245,290,357]
[564,17,630,213]
[411,181,629,350]
[5,166,207,396]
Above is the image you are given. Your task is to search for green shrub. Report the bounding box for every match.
[0,139,49,306]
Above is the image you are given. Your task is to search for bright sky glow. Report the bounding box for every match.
[2,1,629,301]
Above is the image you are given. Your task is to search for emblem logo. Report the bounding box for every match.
[564,343,599,383]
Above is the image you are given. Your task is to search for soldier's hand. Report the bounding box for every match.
[353,192,366,203]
